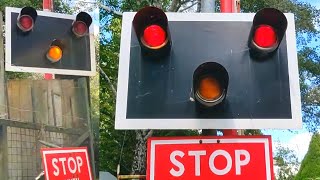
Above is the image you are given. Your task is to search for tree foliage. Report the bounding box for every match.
[1,0,73,19]
[295,133,320,180]
[274,145,299,180]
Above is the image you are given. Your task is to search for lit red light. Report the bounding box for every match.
[18,15,33,31]
[143,25,166,47]
[253,25,277,48]
[72,21,88,37]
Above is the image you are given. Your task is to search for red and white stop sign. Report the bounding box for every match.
[147,136,274,180]
[41,147,93,180]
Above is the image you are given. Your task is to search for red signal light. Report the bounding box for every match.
[248,8,287,58]
[72,21,88,37]
[72,12,92,38]
[17,7,37,32]
[253,25,277,48]
[18,15,34,31]
[133,6,171,58]
[142,25,167,48]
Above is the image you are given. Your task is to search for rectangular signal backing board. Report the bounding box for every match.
[116,12,302,129]
[5,7,96,76]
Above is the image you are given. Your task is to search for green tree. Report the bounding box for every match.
[0,0,72,13]
[274,145,299,180]
[295,133,320,180]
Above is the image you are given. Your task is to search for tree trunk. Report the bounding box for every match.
[131,130,153,175]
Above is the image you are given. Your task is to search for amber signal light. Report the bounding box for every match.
[46,40,63,63]
[193,62,229,107]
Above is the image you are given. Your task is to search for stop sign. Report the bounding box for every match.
[147,136,274,180]
[41,147,93,180]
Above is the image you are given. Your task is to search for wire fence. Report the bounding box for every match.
[0,78,95,180]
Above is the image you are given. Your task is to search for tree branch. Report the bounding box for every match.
[305,86,320,106]
[135,130,142,140]
[76,1,123,16]
[179,2,199,12]
[144,130,153,141]
[196,0,201,12]
[98,66,117,96]
[169,0,179,12]
[97,2,123,16]
[181,0,193,5]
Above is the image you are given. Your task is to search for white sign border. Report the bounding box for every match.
[116,12,302,129]
[5,7,96,76]
[149,137,272,180]
[42,148,93,180]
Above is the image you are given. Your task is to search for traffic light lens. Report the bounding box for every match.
[73,21,88,37]
[143,25,166,47]
[253,25,277,48]
[198,76,222,101]
[47,46,62,62]
[18,15,33,31]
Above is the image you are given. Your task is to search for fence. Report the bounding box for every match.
[0,78,95,180]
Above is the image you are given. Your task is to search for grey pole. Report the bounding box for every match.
[200,0,215,13]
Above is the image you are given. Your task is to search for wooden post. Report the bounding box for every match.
[0,12,7,117]
[78,77,96,178]
[0,11,8,179]
[0,126,8,180]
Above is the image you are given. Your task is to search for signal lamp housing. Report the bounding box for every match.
[46,39,64,63]
[248,8,287,59]
[17,7,37,32]
[193,62,229,108]
[133,6,171,58]
[72,12,92,38]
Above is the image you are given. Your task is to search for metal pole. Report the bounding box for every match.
[220,0,232,12]
[221,0,241,136]
[43,0,55,80]
[43,0,53,11]
[200,0,215,13]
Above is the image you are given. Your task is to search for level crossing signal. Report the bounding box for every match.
[115,6,302,130]
[5,6,96,76]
